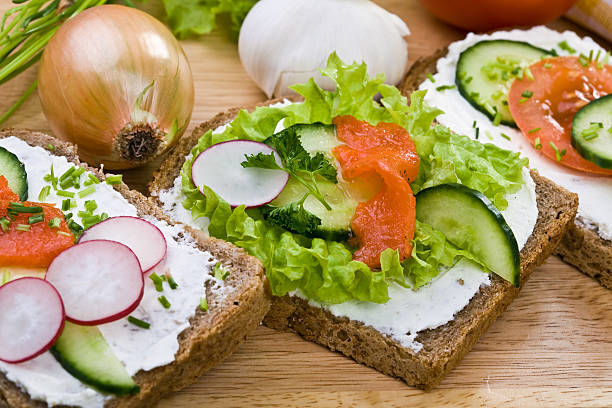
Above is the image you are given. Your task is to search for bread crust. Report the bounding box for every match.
[149,99,578,391]
[0,129,271,408]
[399,46,612,291]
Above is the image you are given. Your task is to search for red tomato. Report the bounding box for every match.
[508,56,612,175]
[418,0,578,32]
[332,116,419,268]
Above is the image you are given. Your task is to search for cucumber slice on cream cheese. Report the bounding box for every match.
[456,39,553,127]
[572,93,612,169]
[415,183,521,287]
[50,322,139,396]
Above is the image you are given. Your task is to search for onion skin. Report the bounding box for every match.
[38,5,194,169]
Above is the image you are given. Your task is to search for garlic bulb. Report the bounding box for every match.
[238,0,410,98]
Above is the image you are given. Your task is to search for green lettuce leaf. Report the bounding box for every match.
[179,53,529,303]
[161,0,258,40]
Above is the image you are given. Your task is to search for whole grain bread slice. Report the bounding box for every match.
[400,47,612,291]
[148,100,578,390]
[0,129,271,408]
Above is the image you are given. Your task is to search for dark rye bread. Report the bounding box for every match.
[400,47,612,290]
[0,129,270,408]
[149,100,578,390]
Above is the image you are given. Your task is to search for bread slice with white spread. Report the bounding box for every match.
[0,129,270,407]
[401,26,612,290]
[149,99,578,390]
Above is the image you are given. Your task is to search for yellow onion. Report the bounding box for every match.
[38,5,194,169]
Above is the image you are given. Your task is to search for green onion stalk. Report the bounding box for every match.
[0,0,108,126]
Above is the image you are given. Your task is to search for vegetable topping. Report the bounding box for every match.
[332,115,419,268]
[508,56,612,175]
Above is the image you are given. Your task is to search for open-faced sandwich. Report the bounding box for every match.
[0,130,269,407]
[149,54,578,390]
[403,26,612,290]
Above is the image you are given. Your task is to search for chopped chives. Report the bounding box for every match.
[521,90,533,98]
[500,133,511,141]
[47,144,55,151]
[534,137,542,150]
[558,40,576,54]
[200,296,208,312]
[427,73,435,83]
[100,212,109,221]
[59,167,76,182]
[61,199,72,212]
[48,217,61,228]
[595,49,602,62]
[127,316,150,329]
[528,127,541,134]
[544,62,552,69]
[588,49,594,62]
[0,218,9,232]
[578,53,589,67]
[16,224,30,232]
[8,203,42,214]
[475,127,479,140]
[106,175,123,185]
[465,76,473,84]
[435,84,455,91]
[584,133,599,141]
[38,186,51,202]
[519,97,529,104]
[168,277,178,290]
[59,178,74,190]
[28,214,44,225]
[524,68,534,81]
[56,190,75,198]
[485,130,493,140]
[581,122,603,140]
[81,215,102,229]
[84,200,98,213]
[73,167,86,178]
[57,231,71,237]
[84,174,100,186]
[149,273,164,292]
[78,185,96,198]
[549,141,566,162]
[158,295,171,309]
[472,120,477,128]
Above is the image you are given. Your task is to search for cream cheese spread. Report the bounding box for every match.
[419,26,612,241]
[156,102,539,353]
[0,136,222,407]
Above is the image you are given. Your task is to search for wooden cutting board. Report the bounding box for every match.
[1,1,611,406]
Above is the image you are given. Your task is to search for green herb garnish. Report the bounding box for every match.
[127,316,150,329]
[149,273,164,292]
[500,133,511,141]
[168,276,179,290]
[38,185,51,202]
[528,127,541,134]
[48,217,61,229]
[427,73,435,83]
[200,296,208,312]
[549,141,567,162]
[534,137,542,150]
[0,217,10,232]
[15,224,30,232]
[105,175,123,185]
[28,214,44,224]
[435,84,455,91]
[241,128,337,210]
[158,295,171,309]
[78,185,96,198]
[558,40,576,54]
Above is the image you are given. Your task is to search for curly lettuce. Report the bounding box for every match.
[179,53,530,304]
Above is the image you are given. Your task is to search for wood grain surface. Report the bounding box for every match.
[1,1,612,407]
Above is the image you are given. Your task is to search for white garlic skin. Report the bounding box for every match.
[238,0,410,98]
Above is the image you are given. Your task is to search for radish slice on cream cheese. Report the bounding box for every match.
[79,216,167,275]
[45,240,144,326]
[0,278,65,363]
[191,140,289,207]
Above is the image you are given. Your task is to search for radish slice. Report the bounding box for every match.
[191,140,289,207]
[45,240,144,326]
[79,216,167,275]
[0,278,65,363]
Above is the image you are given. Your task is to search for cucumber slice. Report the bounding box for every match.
[456,40,552,127]
[571,94,612,169]
[0,146,28,201]
[50,322,139,396]
[264,177,359,241]
[415,183,520,287]
[292,123,341,158]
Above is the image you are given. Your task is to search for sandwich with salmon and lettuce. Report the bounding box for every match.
[150,53,578,390]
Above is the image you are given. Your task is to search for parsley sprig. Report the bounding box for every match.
[241,127,337,211]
